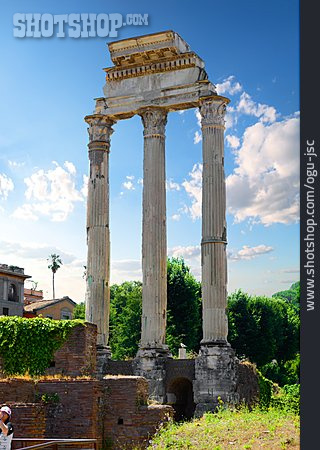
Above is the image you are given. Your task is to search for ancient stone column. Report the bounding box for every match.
[84,114,115,353]
[194,96,239,416]
[200,96,229,345]
[139,107,168,352]
[133,107,169,403]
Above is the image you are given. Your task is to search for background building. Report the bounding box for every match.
[0,264,31,316]
[23,296,76,320]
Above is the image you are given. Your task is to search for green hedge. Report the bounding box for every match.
[257,369,273,409]
[0,317,84,376]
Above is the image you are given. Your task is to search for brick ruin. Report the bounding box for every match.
[0,323,259,449]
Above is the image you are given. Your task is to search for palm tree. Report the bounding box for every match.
[47,254,63,299]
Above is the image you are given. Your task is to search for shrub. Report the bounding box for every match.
[0,317,84,376]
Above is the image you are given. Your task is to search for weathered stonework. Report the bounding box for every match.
[133,348,169,404]
[194,345,239,416]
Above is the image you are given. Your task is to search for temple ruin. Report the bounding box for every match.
[84,30,239,416]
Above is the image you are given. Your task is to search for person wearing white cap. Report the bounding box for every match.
[0,406,13,450]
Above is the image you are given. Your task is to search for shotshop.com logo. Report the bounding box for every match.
[13,13,149,38]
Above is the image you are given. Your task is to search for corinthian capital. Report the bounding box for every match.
[85,114,115,144]
[139,108,168,137]
[199,97,229,128]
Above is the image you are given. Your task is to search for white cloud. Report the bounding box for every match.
[181,163,202,220]
[194,130,202,144]
[237,92,277,123]
[12,204,38,221]
[171,214,181,221]
[8,160,25,169]
[64,161,76,175]
[226,115,300,226]
[166,179,181,191]
[137,178,143,185]
[123,180,135,190]
[0,174,14,200]
[282,268,300,274]
[168,245,200,259]
[228,244,273,261]
[81,175,89,198]
[216,76,242,96]
[111,259,142,284]
[226,135,240,149]
[0,239,85,300]
[12,161,84,222]
[122,175,136,190]
[168,245,201,278]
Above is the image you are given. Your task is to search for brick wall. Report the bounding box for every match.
[0,377,173,449]
[11,403,46,439]
[37,379,102,439]
[45,323,97,377]
[101,376,173,449]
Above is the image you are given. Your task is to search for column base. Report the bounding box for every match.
[133,346,171,404]
[194,343,239,417]
[96,345,112,378]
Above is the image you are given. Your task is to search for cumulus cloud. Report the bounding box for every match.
[226,135,240,149]
[8,160,25,169]
[123,180,135,190]
[111,259,142,284]
[122,175,135,190]
[194,131,202,144]
[0,174,14,200]
[171,214,181,221]
[168,245,201,260]
[168,245,201,278]
[0,240,77,264]
[216,76,242,96]
[12,161,85,222]
[237,92,277,123]
[166,179,181,191]
[226,115,300,225]
[228,244,273,261]
[81,175,89,198]
[181,163,202,220]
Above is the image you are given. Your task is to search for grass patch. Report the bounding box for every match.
[148,407,300,449]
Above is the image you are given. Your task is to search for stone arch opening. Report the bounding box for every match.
[167,377,195,421]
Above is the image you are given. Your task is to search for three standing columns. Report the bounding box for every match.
[139,107,168,352]
[199,96,229,345]
[84,114,115,349]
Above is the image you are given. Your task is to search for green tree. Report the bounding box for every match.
[272,281,300,309]
[73,302,85,319]
[228,290,300,369]
[109,281,142,359]
[166,257,202,355]
[47,254,63,299]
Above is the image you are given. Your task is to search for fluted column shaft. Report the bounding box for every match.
[139,108,168,349]
[200,97,229,344]
[85,114,115,348]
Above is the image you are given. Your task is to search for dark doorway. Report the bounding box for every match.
[167,377,195,421]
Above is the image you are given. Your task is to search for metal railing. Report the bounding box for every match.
[12,438,97,450]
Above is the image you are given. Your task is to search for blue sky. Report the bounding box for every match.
[0,0,299,301]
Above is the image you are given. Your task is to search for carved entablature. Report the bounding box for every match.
[104,52,206,82]
[85,115,115,144]
[139,108,168,137]
[199,97,230,128]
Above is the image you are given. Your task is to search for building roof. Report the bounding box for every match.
[24,288,43,297]
[0,263,31,280]
[24,296,76,312]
